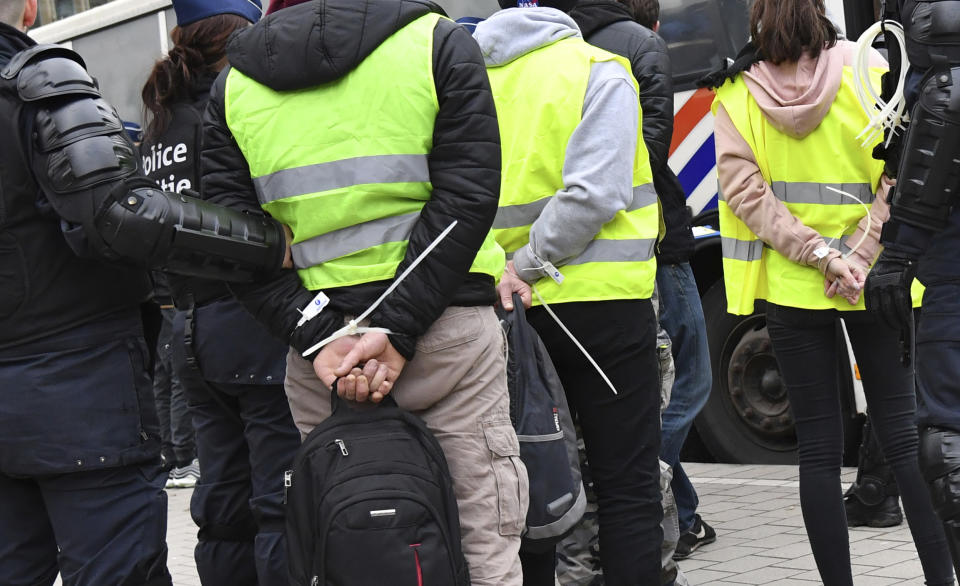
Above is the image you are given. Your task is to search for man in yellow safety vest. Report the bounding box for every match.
[475,2,664,583]
[198,0,527,583]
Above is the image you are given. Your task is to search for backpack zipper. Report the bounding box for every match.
[334,439,348,456]
[283,470,292,504]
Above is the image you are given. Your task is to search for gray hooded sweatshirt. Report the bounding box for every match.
[473,8,642,288]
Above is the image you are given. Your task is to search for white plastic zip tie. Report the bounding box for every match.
[823,186,872,262]
[302,220,458,357]
[525,279,620,396]
[853,20,908,149]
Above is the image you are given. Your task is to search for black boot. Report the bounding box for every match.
[844,415,903,528]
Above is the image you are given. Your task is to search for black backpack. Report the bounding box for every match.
[285,389,470,586]
[498,294,586,553]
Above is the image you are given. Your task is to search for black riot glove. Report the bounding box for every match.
[865,248,917,365]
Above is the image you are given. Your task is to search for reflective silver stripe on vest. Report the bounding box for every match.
[722,237,765,262]
[770,182,875,205]
[722,235,853,262]
[505,238,656,264]
[493,183,658,230]
[252,154,431,204]
[292,211,420,268]
[824,234,854,256]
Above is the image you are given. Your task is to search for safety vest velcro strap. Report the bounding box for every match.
[252,154,431,203]
[292,211,420,268]
[493,183,657,230]
[770,182,874,205]
[722,237,765,262]
[507,237,656,264]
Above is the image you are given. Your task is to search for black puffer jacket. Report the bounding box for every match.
[570,0,695,265]
[201,0,501,360]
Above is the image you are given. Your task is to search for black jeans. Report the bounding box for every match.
[766,303,954,586]
[525,299,663,585]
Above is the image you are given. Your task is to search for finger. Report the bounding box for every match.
[498,282,514,311]
[848,290,861,305]
[825,280,838,298]
[373,380,393,403]
[354,375,370,403]
[341,374,357,402]
[520,287,533,308]
[335,342,367,376]
[369,362,389,393]
[361,360,379,380]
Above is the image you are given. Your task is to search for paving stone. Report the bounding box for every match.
[719,565,805,584]
[853,548,922,567]
[773,553,820,571]
[705,554,783,574]
[683,568,738,583]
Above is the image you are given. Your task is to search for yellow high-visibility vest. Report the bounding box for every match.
[713,65,922,314]
[223,12,504,291]
[487,37,659,303]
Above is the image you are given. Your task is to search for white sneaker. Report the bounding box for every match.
[166,458,200,489]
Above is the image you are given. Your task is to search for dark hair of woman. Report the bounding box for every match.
[749,0,838,65]
[141,14,249,142]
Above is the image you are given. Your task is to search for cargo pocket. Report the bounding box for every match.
[482,419,529,536]
[416,307,482,354]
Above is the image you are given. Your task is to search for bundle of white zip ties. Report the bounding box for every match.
[853,19,908,149]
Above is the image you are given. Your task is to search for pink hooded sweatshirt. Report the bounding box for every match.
[714,40,892,274]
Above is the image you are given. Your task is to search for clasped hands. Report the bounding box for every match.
[312,332,406,404]
[822,256,866,305]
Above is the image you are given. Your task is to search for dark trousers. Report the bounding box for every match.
[917,282,960,431]
[0,316,171,586]
[525,299,663,585]
[656,262,712,533]
[0,465,171,586]
[154,307,195,466]
[766,303,954,586]
[181,366,301,586]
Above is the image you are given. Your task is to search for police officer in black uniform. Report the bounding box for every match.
[0,0,288,583]
[865,0,960,575]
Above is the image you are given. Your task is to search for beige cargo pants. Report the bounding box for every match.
[285,305,527,586]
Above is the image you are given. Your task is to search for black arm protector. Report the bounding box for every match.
[888,65,960,233]
[96,179,284,282]
[12,45,284,282]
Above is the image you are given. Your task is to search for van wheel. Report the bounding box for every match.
[694,281,798,464]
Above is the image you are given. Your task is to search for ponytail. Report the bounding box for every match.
[142,14,250,142]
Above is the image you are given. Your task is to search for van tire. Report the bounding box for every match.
[695,281,798,464]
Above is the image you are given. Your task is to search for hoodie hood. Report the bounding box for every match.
[227,0,443,91]
[567,0,633,38]
[473,7,580,67]
[740,41,854,139]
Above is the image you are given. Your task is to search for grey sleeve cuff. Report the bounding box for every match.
[511,244,544,284]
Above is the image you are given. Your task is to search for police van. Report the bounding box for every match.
[30,0,880,465]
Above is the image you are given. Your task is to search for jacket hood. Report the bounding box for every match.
[567,0,633,38]
[227,0,443,91]
[741,41,855,139]
[473,7,580,67]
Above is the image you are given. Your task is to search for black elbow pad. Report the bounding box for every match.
[15,48,137,194]
[96,180,285,282]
